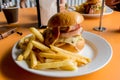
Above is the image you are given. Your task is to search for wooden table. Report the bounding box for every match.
[0,8,120,80]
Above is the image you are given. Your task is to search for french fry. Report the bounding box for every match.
[30,27,44,42]
[18,37,25,47]
[60,61,78,71]
[34,59,74,70]
[45,59,60,63]
[39,52,69,59]
[23,36,35,59]
[50,45,74,54]
[50,45,90,65]
[17,54,23,61]
[30,51,38,68]
[18,35,33,49]
[35,52,45,63]
[23,41,33,59]
[32,40,50,51]
[17,27,91,71]
[18,37,27,49]
[44,59,78,71]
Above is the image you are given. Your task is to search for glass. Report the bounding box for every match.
[2,7,18,24]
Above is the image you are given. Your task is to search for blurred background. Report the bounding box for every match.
[0,0,120,12]
[0,0,85,11]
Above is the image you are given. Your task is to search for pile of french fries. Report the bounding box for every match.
[17,27,90,71]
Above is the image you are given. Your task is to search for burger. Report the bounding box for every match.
[76,0,105,14]
[43,11,85,53]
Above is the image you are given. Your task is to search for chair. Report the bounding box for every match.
[19,0,36,8]
[66,0,84,6]
[1,0,35,8]
[20,0,84,8]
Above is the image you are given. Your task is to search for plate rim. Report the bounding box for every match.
[11,31,113,77]
[82,6,113,17]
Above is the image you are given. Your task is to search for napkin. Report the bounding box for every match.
[39,0,57,25]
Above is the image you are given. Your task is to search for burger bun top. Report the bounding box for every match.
[47,11,84,28]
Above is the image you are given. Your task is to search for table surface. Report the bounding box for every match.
[0,8,120,80]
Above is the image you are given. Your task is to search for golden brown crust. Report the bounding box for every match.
[47,12,84,28]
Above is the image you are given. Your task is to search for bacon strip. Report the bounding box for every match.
[43,27,60,46]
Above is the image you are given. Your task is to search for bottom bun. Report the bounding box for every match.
[59,38,85,53]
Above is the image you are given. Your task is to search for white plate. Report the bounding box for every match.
[12,31,112,77]
[82,6,113,18]
[69,6,113,18]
